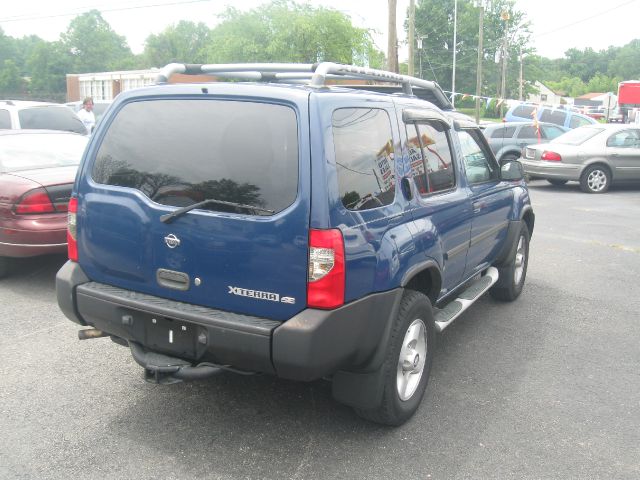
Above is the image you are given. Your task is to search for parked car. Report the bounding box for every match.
[0,130,88,277]
[65,100,112,124]
[504,103,597,129]
[56,62,534,426]
[483,121,569,164]
[0,100,87,135]
[520,124,640,193]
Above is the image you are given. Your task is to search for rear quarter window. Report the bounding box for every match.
[92,99,299,215]
[490,126,516,138]
[332,108,395,211]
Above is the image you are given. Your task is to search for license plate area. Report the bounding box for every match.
[145,315,196,358]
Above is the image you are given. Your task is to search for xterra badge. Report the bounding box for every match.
[228,286,295,304]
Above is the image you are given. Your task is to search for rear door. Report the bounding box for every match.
[76,93,310,321]
[605,128,640,180]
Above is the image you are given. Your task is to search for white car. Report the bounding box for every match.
[0,100,87,135]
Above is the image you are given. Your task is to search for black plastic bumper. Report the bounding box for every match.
[56,261,401,381]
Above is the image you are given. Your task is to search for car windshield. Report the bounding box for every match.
[551,127,604,146]
[0,133,88,172]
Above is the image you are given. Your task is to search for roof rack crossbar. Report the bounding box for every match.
[155,62,452,109]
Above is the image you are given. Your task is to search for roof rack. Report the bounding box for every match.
[155,62,452,110]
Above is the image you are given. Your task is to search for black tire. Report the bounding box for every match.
[355,290,435,426]
[580,164,611,193]
[0,257,9,279]
[547,179,568,186]
[490,223,530,302]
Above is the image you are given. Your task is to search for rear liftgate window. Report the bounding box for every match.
[93,99,299,215]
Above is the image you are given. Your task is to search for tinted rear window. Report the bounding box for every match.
[539,109,567,126]
[93,99,298,216]
[19,106,87,134]
[512,106,535,119]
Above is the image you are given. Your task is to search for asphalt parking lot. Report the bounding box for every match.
[1,179,639,480]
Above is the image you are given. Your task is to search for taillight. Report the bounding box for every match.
[307,229,345,309]
[67,197,78,262]
[541,151,562,161]
[13,188,55,214]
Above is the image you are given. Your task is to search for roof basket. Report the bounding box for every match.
[155,62,452,110]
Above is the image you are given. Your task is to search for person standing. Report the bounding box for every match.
[77,97,96,134]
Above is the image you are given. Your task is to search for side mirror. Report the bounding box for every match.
[501,160,524,181]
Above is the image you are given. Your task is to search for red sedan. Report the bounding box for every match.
[0,130,87,277]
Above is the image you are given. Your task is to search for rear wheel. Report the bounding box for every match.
[547,179,568,186]
[490,223,530,302]
[580,164,610,193]
[0,257,9,279]
[355,290,434,426]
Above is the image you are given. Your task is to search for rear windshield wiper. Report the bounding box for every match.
[160,198,274,223]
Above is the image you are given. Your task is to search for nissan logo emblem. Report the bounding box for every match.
[164,234,181,249]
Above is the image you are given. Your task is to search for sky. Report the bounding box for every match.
[0,0,639,60]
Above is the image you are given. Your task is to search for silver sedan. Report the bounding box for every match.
[520,124,640,193]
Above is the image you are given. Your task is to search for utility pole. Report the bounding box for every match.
[408,0,415,76]
[452,0,458,107]
[388,0,398,73]
[499,11,510,117]
[475,4,484,124]
[519,45,523,101]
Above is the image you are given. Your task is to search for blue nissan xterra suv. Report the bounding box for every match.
[56,63,534,426]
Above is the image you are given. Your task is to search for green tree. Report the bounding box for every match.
[143,21,211,67]
[586,73,621,93]
[0,59,25,96]
[26,41,72,100]
[61,10,133,73]
[546,77,587,98]
[608,39,640,80]
[205,1,382,67]
[412,0,531,101]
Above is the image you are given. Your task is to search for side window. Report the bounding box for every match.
[333,108,395,211]
[570,115,593,129]
[517,126,539,139]
[607,130,640,148]
[542,125,566,139]
[540,109,567,126]
[0,109,10,129]
[512,105,535,119]
[490,126,516,138]
[458,130,500,184]
[405,122,455,195]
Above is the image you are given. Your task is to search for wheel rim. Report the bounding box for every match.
[514,235,526,285]
[587,169,607,192]
[396,319,427,401]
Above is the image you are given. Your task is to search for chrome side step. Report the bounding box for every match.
[434,267,499,333]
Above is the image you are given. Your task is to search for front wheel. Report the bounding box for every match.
[490,223,530,302]
[355,290,434,426]
[580,165,611,193]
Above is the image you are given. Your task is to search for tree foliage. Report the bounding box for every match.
[205,1,383,67]
[143,21,211,67]
[61,10,134,72]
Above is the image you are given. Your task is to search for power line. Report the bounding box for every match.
[534,0,639,39]
[0,0,213,24]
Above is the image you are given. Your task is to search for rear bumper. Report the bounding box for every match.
[56,261,400,381]
[520,159,583,181]
[0,215,67,257]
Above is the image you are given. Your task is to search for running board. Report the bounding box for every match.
[434,267,499,333]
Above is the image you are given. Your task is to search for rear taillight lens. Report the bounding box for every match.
[541,150,562,161]
[13,188,55,214]
[307,229,345,309]
[67,197,78,262]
